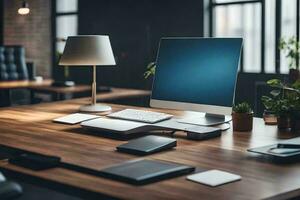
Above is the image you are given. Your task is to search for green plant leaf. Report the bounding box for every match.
[233,102,252,113]
[144,62,156,79]
[270,90,280,97]
[261,96,274,110]
[292,80,300,89]
[267,79,282,87]
[263,76,300,116]
[279,37,300,69]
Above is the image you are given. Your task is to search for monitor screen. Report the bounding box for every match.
[151,38,242,109]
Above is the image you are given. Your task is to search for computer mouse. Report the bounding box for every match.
[0,172,6,182]
[0,181,23,200]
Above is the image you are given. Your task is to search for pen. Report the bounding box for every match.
[277,143,300,149]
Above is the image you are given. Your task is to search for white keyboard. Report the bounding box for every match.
[107,109,173,123]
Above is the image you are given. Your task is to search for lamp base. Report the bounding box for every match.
[79,104,111,112]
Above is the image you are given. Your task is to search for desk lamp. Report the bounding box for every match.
[59,35,116,112]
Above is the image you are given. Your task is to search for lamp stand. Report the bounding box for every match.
[79,65,112,112]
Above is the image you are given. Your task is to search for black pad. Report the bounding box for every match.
[116,135,177,155]
[0,145,23,160]
[99,159,195,185]
[9,153,61,171]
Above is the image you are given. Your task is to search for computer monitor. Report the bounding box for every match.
[150,37,243,126]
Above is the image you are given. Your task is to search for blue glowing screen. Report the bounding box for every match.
[151,38,242,107]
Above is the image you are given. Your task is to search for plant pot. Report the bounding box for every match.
[291,111,300,132]
[232,112,253,132]
[277,116,290,129]
[263,110,277,125]
[289,69,300,83]
[291,118,300,132]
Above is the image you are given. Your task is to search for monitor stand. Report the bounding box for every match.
[202,113,230,126]
[177,112,232,126]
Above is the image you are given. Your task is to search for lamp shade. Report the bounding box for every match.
[59,35,116,66]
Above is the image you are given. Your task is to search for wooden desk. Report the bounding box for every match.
[29,83,91,101]
[0,100,299,199]
[0,79,53,106]
[0,79,52,89]
[0,79,91,102]
[0,79,142,104]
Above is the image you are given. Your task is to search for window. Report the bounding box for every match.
[55,0,78,54]
[280,0,298,73]
[209,0,300,74]
[213,2,262,72]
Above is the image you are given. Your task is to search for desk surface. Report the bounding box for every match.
[0,99,299,200]
[0,79,90,94]
[0,79,52,89]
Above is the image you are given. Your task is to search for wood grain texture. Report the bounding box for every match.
[0,79,52,89]
[0,97,299,200]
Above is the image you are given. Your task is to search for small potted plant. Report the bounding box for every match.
[232,102,253,132]
[262,79,290,129]
[262,79,300,130]
[274,100,290,129]
[279,37,300,82]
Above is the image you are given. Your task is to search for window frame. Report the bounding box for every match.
[51,0,78,69]
[208,0,300,74]
[0,0,3,45]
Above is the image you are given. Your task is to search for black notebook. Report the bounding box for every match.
[99,159,195,185]
[116,135,177,155]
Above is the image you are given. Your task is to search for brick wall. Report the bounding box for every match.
[4,0,52,78]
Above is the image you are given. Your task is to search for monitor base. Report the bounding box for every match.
[177,112,232,126]
[202,113,230,126]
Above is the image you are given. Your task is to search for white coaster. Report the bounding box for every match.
[187,170,241,187]
[53,113,100,125]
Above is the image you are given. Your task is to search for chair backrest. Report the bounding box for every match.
[0,46,29,81]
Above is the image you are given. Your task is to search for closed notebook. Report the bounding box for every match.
[116,135,177,155]
[53,113,100,125]
[99,159,195,185]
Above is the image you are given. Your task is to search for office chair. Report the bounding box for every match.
[0,46,31,81]
[0,46,37,106]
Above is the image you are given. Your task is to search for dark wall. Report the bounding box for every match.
[73,0,204,89]
[0,0,3,45]
[3,0,52,78]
